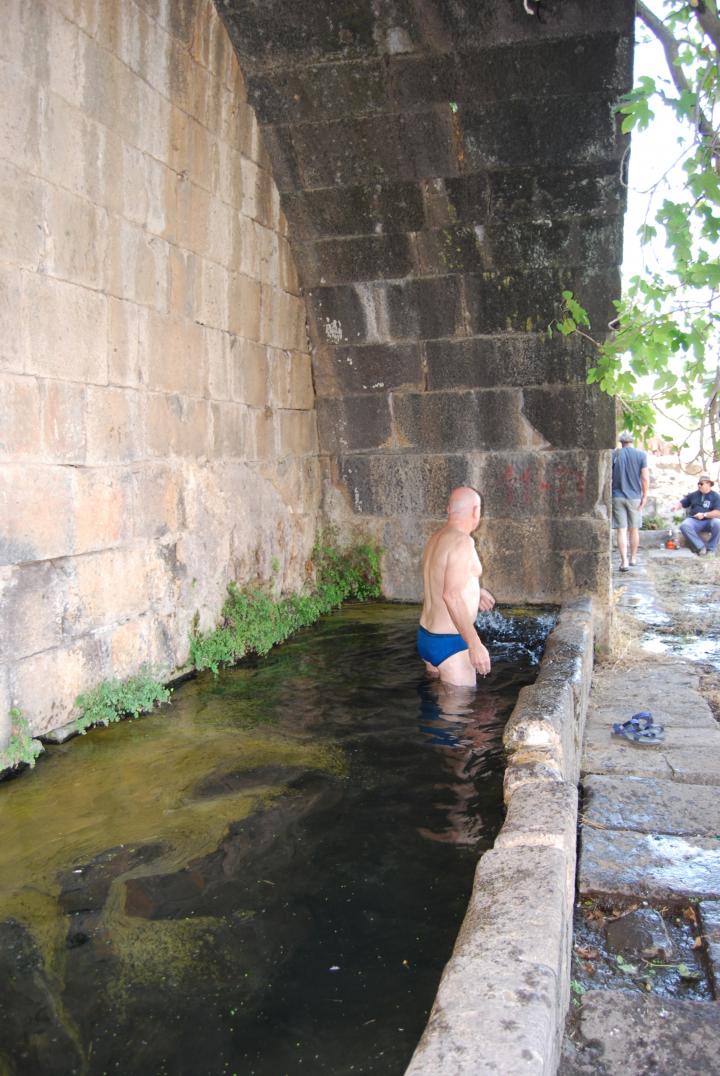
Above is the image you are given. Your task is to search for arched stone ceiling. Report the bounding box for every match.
[215,0,634,601]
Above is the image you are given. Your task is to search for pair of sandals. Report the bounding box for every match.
[618,558,638,574]
[611,710,665,744]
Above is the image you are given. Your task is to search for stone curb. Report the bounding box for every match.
[406,601,593,1075]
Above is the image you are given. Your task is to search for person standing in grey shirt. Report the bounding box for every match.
[611,431,649,572]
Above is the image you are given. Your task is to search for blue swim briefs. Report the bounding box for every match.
[416,626,469,667]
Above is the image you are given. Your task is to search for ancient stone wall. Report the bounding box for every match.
[219,0,633,601]
[0,0,319,736]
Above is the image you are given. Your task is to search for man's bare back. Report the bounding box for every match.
[417,487,495,687]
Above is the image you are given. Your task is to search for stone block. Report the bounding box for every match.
[579,828,720,901]
[267,349,312,409]
[120,142,173,240]
[392,390,523,452]
[247,59,385,125]
[0,161,44,269]
[11,635,109,735]
[277,410,317,458]
[211,400,249,458]
[43,186,109,291]
[108,298,146,388]
[73,466,133,554]
[258,124,302,192]
[569,991,720,1074]
[69,544,166,633]
[504,679,575,781]
[0,463,74,566]
[205,326,231,401]
[281,181,425,241]
[478,450,603,519]
[0,59,41,173]
[145,310,208,397]
[40,378,87,463]
[145,393,212,458]
[426,333,593,391]
[24,273,108,384]
[583,775,720,838]
[495,781,578,855]
[107,614,157,680]
[0,265,25,374]
[430,0,633,47]
[306,284,374,347]
[228,273,261,340]
[292,111,457,190]
[444,163,625,227]
[336,452,474,516]
[85,385,144,464]
[0,561,67,662]
[455,33,628,107]
[0,374,42,459]
[258,282,282,348]
[230,337,268,407]
[382,276,464,341]
[248,406,276,460]
[521,384,616,450]
[387,53,457,109]
[461,95,622,173]
[108,219,169,312]
[313,342,423,398]
[698,901,720,998]
[131,463,185,540]
[218,0,377,72]
[295,233,414,287]
[316,395,391,453]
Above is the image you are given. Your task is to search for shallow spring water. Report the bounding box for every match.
[0,603,554,1076]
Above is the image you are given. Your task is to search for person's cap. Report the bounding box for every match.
[698,473,715,485]
[618,431,633,443]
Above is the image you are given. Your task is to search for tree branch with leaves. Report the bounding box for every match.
[550,0,720,468]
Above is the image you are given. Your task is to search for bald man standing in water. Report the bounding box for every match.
[416,487,496,687]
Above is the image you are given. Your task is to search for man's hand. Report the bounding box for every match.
[478,588,495,612]
[694,512,705,520]
[469,640,491,676]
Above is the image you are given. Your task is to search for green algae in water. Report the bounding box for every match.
[0,603,549,1076]
[0,700,346,997]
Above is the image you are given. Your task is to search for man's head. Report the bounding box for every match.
[698,473,715,493]
[619,431,633,445]
[447,486,482,531]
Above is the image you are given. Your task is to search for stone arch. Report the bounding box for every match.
[217,0,633,599]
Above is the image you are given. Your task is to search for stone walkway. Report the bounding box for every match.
[560,552,720,1073]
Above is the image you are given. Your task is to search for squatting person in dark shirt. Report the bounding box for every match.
[672,473,720,557]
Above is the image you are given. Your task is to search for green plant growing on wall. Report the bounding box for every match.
[549,0,720,465]
[0,707,44,772]
[74,672,171,734]
[190,533,383,675]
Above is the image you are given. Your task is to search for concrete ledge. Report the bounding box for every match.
[406,601,594,1075]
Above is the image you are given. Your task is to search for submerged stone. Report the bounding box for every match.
[604,907,674,960]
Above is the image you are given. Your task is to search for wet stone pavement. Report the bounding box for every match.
[560,550,720,1074]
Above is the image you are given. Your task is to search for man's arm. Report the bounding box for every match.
[639,465,649,508]
[441,537,491,675]
[478,588,495,612]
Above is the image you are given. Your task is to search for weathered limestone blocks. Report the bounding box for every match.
[1,0,319,737]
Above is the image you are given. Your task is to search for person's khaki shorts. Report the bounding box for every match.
[612,497,642,529]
